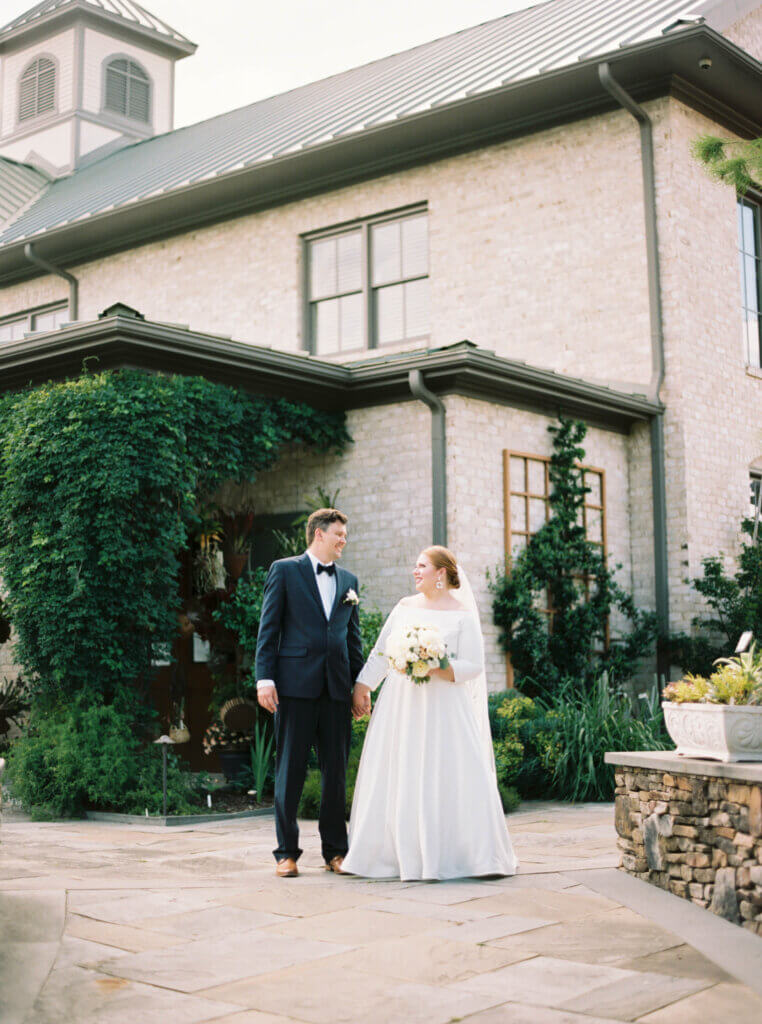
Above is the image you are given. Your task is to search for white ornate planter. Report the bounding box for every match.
[662,701,762,762]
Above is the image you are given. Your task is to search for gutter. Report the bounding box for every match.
[409,369,447,546]
[23,243,78,321]
[598,62,670,674]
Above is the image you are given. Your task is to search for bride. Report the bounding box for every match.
[342,545,517,880]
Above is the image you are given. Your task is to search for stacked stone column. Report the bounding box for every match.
[612,763,762,934]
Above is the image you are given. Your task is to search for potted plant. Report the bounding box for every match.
[202,718,251,781]
[662,645,762,762]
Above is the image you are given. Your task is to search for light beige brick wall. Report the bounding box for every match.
[445,395,637,689]
[652,94,760,636]
[724,7,762,61]
[0,107,651,390]
[252,401,432,622]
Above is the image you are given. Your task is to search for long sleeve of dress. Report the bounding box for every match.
[449,613,484,684]
[356,605,398,691]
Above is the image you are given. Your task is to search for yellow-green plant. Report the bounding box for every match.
[662,674,710,704]
[663,645,762,706]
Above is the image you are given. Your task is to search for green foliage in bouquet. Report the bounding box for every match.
[489,418,656,696]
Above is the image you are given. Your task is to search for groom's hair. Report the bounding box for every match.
[306,508,348,545]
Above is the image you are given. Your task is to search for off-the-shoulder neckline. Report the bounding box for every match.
[397,599,467,612]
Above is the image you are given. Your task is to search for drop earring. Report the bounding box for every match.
[436,579,444,590]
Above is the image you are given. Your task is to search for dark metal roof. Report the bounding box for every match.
[0,0,194,47]
[0,312,662,431]
[0,0,759,281]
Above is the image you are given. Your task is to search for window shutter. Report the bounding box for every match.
[18,57,56,122]
[105,58,150,123]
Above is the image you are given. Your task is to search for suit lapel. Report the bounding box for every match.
[329,567,345,621]
[297,554,326,619]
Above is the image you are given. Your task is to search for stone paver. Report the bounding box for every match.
[1,801,760,1024]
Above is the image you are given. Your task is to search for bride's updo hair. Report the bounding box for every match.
[423,546,460,589]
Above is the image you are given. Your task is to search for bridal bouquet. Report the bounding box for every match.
[384,624,450,684]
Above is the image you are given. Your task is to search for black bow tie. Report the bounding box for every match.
[316,562,336,576]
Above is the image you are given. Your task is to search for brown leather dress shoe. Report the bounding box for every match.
[324,855,347,874]
[276,857,299,877]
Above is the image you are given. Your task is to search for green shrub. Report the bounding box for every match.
[669,518,762,676]
[489,690,557,798]
[537,676,669,802]
[498,783,521,813]
[7,695,200,818]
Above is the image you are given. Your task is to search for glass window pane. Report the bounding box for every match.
[339,293,363,351]
[401,215,428,278]
[740,252,749,308]
[404,277,429,338]
[510,456,526,492]
[747,315,761,367]
[745,256,759,313]
[371,221,401,286]
[336,231,361,293]
[309,238,337,300]
[375,283,404,345]
[742,204,756,255]
[529,497,546,533]
[527,460,545,496]
[32,311,58,332]
[314,298,339,354]
[510,497,526,532]
[0,318,28,341]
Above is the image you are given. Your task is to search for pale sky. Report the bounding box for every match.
[2,0,537,128]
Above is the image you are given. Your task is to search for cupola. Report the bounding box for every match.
[0,0,195,176]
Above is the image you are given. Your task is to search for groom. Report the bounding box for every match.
[256,507,366,877]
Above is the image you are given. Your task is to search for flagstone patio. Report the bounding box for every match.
[1,801,761,1024]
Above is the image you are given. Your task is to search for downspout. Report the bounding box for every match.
[598,63,670,676]
[409,369,447,546]
[23,243,79,321]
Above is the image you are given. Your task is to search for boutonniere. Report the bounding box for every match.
[342,588,359,606]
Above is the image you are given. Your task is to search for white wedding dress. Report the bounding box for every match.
[342,602,518,880]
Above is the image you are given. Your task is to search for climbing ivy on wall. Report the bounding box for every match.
[0,369,349,706]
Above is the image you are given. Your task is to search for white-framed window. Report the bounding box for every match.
[18,55,56,122]
[0,304,68,343]
[738,196,762,368]
[750,470,762,518]
[104,57,151,123]
[304,207,429,355]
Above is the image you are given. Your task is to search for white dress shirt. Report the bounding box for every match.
[256,552,336,691]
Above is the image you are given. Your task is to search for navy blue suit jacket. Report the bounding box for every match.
[255,553,364,702]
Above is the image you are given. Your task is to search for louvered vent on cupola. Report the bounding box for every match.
[104,58,151,123]
[18,57,56,122]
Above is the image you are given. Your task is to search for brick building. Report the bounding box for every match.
[0,0,761,693]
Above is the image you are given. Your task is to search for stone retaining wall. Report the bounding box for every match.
[608,753,762,935]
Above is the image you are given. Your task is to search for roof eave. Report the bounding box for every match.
[0,25,758,285]
[0,2,197,57]
[0,316,661,431]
